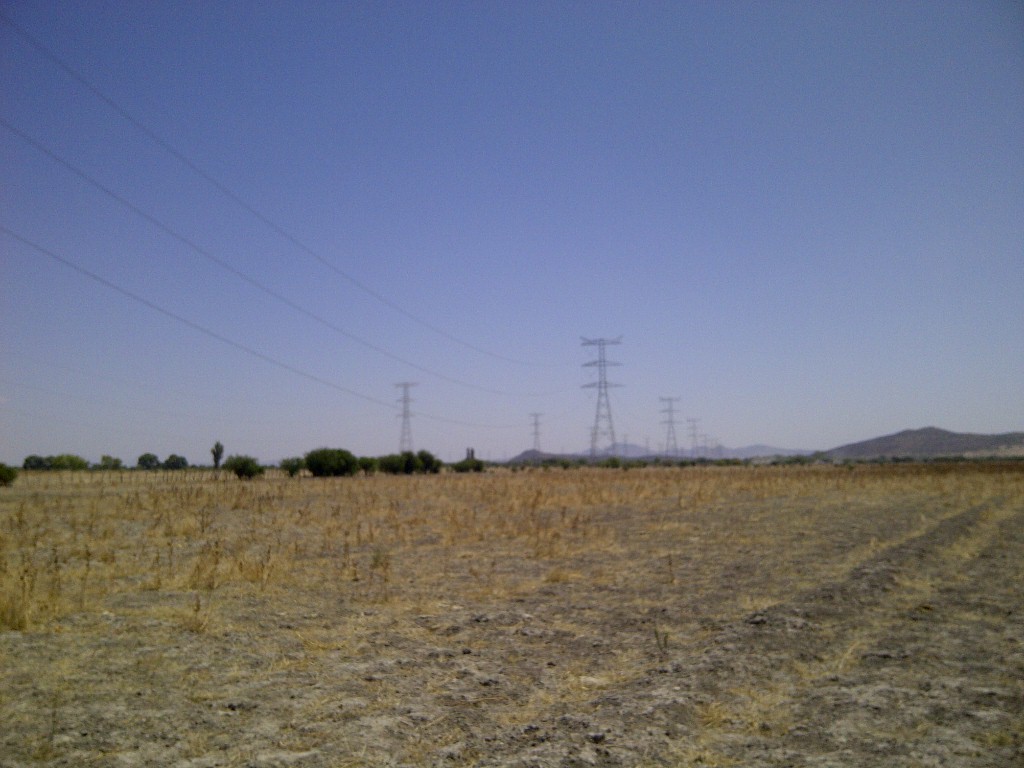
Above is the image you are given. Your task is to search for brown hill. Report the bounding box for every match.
[825,427,1024,460]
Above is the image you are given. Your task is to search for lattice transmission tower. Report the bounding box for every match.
[687,417,700,458]
[530,412,543,452]
[581,337,621,457]
[660,397,680,457]
[395,382,417,453]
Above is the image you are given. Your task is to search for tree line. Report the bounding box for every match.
[2,442,486,484]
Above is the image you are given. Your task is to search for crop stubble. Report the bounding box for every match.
[1,464,1021,766]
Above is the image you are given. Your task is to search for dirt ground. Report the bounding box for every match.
[1,464,1021,766]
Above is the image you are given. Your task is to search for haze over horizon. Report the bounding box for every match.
[2,2,1022,466]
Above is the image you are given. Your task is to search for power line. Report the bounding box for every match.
[0,117,542,398]
[581,337,621,457]
[0,10,553,369]
[0,226,519,431]
[1,226,396,410]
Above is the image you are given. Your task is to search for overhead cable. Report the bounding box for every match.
[1,226,518,430]
[0,117,546,398]
[0,10,554,368]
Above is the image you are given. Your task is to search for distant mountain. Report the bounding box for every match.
[725,445,809,460]
[825,427,1024,460]
[506,443,810,464]
[507,450,561,464]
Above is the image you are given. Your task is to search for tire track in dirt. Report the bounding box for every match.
[602,495,1024,767]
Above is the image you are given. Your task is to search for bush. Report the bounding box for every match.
[377,453,406,475]
[162,454,189,470]
[451,457,485,473]
[304,448,359,478]
[23,454,89,471]
[223,455,264,479]
[417,450,443,474]
[0,463,18,486]
[23,455,48,470]
[377,452,420,474]
[95,455,123,470]
[280,457,305,477]
[137,453,160,470]
[358,456,379,475]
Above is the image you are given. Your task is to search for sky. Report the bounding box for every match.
[2,1,1022,465]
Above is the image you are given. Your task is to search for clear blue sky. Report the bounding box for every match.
[2,1,1022,465]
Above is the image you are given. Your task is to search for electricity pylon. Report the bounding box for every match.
[581,337,621,457]
[396,382,416,453]
[530,412,542,452]
[660,397,680,457]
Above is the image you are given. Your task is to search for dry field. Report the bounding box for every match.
[1,463,1021,767]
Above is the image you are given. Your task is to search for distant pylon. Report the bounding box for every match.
[581,337,622,457]
[396,382,417,453]
[660,397,680,457]
[530,412,543,452]
[687,417,699,458]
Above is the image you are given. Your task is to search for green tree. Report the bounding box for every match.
[417,450,443,474]
[377,453,411,474]
[96,455,124,471]
[223,455,264,479]
[280,457,305,477]
[377,454,400,474]
[211,441,224,469]
[163,454,189,470]
[23,455,49,470]
[304,448,358,477]
[451,456,485,473]
[358,456,379,475]
[378,451,442,474]
[0,463,18,486]
[50,454,89,471]
[137,453,160,470]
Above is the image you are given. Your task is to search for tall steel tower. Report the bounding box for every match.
[660,397,680,457]
[530,412,543,452]
[396,382,416,453]
[581,337,621,457]
[687,417,700,458]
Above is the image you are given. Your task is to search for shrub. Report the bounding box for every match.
[417,450,443,474]
[23,454,89,471]
[378,451,423,474]
[451,457,485,473]
[162,454,189,470]
[137,453,160,470]
[304,448,359,478]
[377,453,406,475]
[223,455,264,479]
[358,456,379,475]
[23,455,48,470]
[0,463,17,486]
[95,455,123,470]
[280,457,305,477]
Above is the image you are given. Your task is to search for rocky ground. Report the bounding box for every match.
[1,466,1021,766]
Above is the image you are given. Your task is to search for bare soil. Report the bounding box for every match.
[1,465,1021,766]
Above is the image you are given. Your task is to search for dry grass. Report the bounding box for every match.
[1,463,1021,766]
